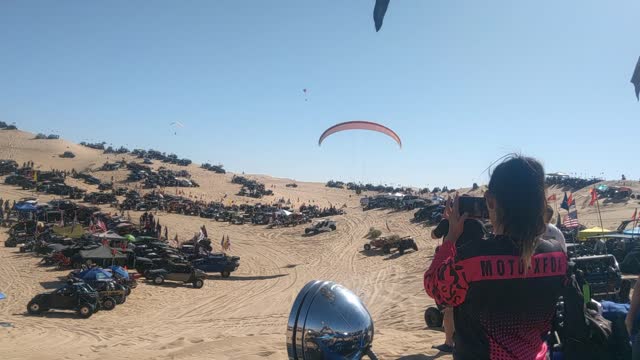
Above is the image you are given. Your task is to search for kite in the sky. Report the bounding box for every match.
[632,56,640,101]
[303,88,308,102]
[373,0,391,32]
[318,121,402,148]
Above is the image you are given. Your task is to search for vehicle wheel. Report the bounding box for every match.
[19,246,26,253]
[153,276,165,285]
[221,271,231,278]
[425,307,444,328]
[117,295,126,305]
[412,243,419,252]
[305,229,312,235]
[383,245,391,254]
[124,286,132,296]
[143,270,151,278]
[330,225,336,231]
[193,279,204,289]
[77,304,94,318]
[101,297,116,311]
[398,247,405,255]
[27,301,43,315]
[364,244,372,251]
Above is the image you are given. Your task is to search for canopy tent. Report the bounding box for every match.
[13,203,38,212]
[79,246,127,261]
[275,209,293,217]
[108,266,130,279]
[75,268,113,281]
[578,227,615,240]
[53,225,85,239]
[92,231,125,241]
[47,243,70,252]
[0,293,5,300]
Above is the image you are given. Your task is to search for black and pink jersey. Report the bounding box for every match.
[425,236,567,360]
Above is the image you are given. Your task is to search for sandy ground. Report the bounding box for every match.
[0,129,639,359]
[0,130,448,360]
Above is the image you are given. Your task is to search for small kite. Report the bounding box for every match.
[632,56,640,101]
[373,0,391,32]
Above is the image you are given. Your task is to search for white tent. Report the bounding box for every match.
[275,209,293,217]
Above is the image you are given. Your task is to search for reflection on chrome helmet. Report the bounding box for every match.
[287,281,377,360]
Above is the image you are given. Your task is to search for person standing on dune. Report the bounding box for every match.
[425,156,566,359]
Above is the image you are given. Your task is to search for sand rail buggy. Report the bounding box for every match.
[27,282,99,318]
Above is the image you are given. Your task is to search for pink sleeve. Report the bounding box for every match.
[424,241,470,307]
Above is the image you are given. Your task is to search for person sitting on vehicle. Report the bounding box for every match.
[542,204,566,252]
[425,155,566,360]
[430,201,486,354]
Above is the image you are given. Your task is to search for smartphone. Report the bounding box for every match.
[458,196,489,219]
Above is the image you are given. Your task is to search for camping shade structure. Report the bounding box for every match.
[276,209,293,217]
[13,203,38,212]
[92,231,125,242]
[109,266,130,279]
[76,268,113,281]
[578,227,615,241]
[78,246,127,266]
[318,121,402,148]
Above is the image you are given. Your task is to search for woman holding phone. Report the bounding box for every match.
[424,155,567,360]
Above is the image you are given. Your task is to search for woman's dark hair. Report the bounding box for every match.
[488,155,546,267]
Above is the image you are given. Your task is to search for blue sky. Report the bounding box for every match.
[1,1,638,188]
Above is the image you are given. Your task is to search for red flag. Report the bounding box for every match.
[632,209,638,221]
[589,188,598,206]
[547,194,557,201]
[97,219,107,232]
[567,193,574,208]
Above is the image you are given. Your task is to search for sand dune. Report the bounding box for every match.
[0,129,638,359]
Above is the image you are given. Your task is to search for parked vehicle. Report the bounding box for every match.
[364,236,418,255]
[192,254,240,278]
[305,220,337,235]
[146,263,206,288]
[27,282,99,318]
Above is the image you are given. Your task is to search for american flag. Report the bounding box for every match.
[563,210,580,228]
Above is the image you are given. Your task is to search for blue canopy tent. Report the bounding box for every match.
[108,266,130,280]
[75,268,113,282]
[13,203,38,212]
[0,292,6,300]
